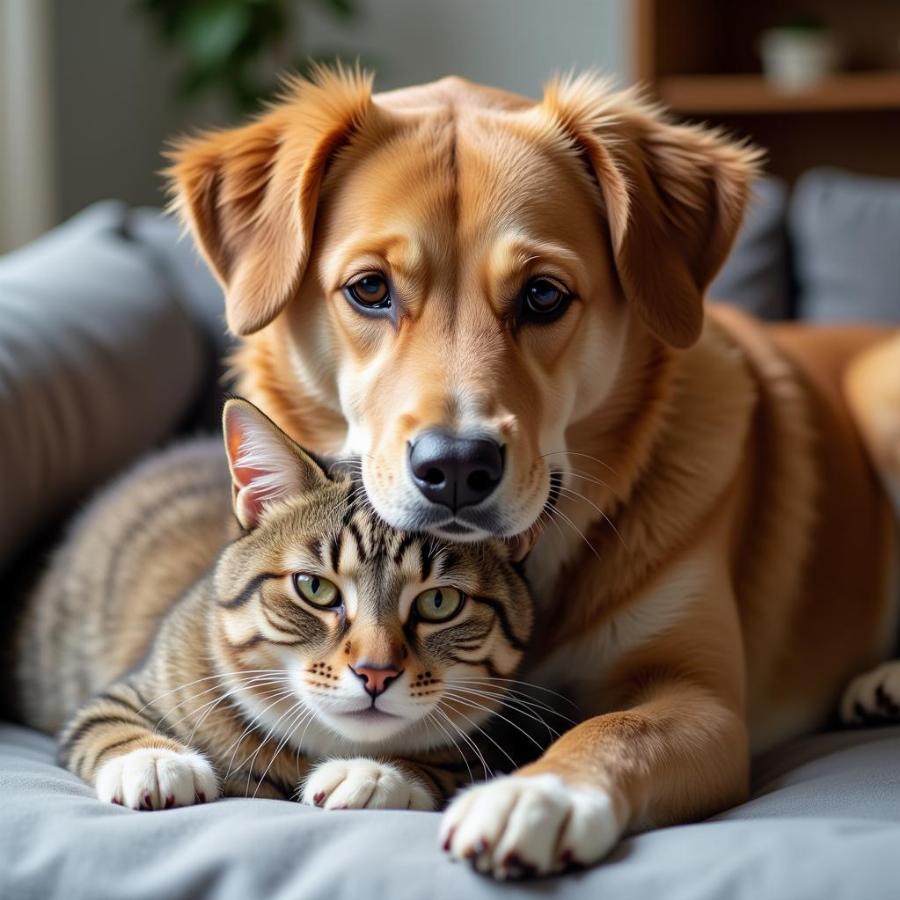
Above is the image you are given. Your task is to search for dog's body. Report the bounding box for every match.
[169,71,900,877]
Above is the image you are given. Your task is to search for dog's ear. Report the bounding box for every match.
[165,67,373,336]
[541,74,762,349]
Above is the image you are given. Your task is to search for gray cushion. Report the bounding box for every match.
[124,208,231,359]
[123,208,235,431]
[0,201,206,567]
[791,168,900,324]
[1,722,898,900]
[710,177,791,320]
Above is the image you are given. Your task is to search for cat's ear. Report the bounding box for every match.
[222,398,330,529]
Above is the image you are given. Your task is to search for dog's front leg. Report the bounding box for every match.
[441,544,749,878]
[440,675,748,877]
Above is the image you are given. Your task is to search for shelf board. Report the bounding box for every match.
[658,72,900,113]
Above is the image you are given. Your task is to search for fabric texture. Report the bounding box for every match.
[0,202,206,567]
[1,722,898,900]
[710,176,792,320]
[791,168,900,323]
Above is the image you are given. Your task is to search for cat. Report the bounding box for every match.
[10,398,535,811]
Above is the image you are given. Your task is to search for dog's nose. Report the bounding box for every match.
[350,663,402,698]
[408,430,504,511]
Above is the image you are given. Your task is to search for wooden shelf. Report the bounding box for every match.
[658,72,900,114]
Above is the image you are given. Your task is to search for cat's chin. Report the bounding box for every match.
[314,705,419,744]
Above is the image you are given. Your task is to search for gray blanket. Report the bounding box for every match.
[2,723,898,900]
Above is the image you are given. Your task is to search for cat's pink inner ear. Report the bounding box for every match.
[226,422,265,493]
[223,404,292,529]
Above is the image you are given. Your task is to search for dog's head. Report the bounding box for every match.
[168,69,759,543]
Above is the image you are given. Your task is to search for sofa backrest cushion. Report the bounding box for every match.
[791,168,900,324]
[0,201,207,568]
[710,176,792,321]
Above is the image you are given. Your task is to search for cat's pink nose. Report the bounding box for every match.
[350,663,402,697]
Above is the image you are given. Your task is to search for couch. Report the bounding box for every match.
[1,169,899,899]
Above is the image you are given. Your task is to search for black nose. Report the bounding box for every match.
[408,430,504,511]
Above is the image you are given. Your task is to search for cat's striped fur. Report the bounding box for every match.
[12,399,534,811]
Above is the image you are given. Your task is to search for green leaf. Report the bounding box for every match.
[179,2,253,68]
[134,0,365,112]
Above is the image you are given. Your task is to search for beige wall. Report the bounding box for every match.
[47,0,627,220]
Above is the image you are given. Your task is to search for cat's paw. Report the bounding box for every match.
[841,661,900,724]
[440,774,621,879]
[300,758,435,811]
[95,746,219,810]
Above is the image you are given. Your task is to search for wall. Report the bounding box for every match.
[302,0,628,95]
[48,0,628,219]
[0,0,57,252]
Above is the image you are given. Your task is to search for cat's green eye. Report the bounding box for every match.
[414,587,466,623]
[293,573,341,608]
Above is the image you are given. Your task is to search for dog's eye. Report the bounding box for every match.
[293,573,342,608]
[345,274,391,309]
[521,277,571,323]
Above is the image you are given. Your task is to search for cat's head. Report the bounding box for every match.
[213,398,533,753]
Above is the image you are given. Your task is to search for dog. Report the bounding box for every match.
[167,68,900,878]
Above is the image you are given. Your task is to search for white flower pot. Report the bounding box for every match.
[759,28,839,92]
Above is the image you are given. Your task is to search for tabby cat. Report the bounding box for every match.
[11,398,533,811]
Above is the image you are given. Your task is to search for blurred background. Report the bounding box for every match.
[2,0,900,253]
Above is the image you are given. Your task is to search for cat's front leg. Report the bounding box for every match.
[299,757,438,811]
[59,682,219,810]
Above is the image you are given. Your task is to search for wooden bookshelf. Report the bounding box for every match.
[658,72,900,114]
[634,0,900,180]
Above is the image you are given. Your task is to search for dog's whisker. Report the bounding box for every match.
[540,448,618,476]
[546,504,602,562]
[557,484,629,551]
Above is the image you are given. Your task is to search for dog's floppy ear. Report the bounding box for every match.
[165,66,373,336]
[542,74,762,349]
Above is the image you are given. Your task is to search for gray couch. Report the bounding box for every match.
[1,169,899,899]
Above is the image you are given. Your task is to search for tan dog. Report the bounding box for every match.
[167,68,900,878]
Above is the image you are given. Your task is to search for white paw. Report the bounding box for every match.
[299,758,435,811]
[841,661,900,724]
[95,747,219,810]
[440,774,621,879]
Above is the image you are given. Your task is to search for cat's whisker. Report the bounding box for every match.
[293,702,321,782]
[180,681,292,748]
[441,690,552,750]
[433,705,492,782]
[239,696,311,794]
[221,687,300,781]
[439,699,518,772]
[155,675,290,734]
[422,709,476,786]
[450,679,572,722]
[251,702,312,799]
[136,669,286,716]
[441,685,563,737]
[453,676,581,711]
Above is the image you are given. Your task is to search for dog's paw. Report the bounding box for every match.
[299,758,435,811]
[440,774,621,879]
[841,661,900,725]
[95,746,219,810]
